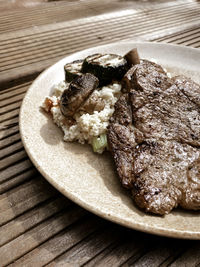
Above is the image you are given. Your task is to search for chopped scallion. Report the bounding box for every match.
[92,134,107,153]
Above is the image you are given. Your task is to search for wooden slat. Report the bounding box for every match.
[0,81,31,96]
[0,158,33,185]
[0,0,187,34]
[0,109,19,124]
[0,81,35,194]
[85,242,124,266]
[0,177,57,225]
[121,250,147,266]
[178,36,200,47]
[1,148,26,168]
[0,2,200,85]
[9,216,104,267]
[165,30,200,44]
[0,196,71,246]
[169,244,200,266]
[0,0,132,34]
[152,25,200,48]
[0,81,30,153]
[84,236,144,267]
[0,206,86,266]
[152,26,200,42]
[0,102,22,117]
[0,86,28,102]
[0,2,194,52]
[0,132,20,149]
[0,140,23,160]
[0,3,198,55]
[0,116,19,129]
[0,96,23,112]
[128,245,183,267]
[0,168,37,194]
[0,0,48,12]
[0,124,19,140]
[0,150,27,171]
[0,2,197,49]
[46,226,120,266]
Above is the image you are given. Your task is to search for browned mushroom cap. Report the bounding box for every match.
[124,48,140,67]
[60,73,99,118]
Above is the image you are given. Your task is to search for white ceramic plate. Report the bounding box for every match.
[20,42,200,239]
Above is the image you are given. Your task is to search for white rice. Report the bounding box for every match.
[42,81,121,152]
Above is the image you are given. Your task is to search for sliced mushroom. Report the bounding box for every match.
[124,48,140,67]
[60,73,99,118]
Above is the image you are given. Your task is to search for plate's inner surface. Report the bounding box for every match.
[20,42,200,239]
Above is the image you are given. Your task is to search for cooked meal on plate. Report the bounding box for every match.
[42,48,200,215]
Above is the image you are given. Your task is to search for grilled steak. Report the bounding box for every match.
[108,60,200,215]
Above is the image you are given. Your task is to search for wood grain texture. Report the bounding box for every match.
[0,116,19,129]
[9,216,104,267]
[0,1,200,87]
[170,244,200,266]
[0,124,19,139]
[0,196,71,246]
[0,207,86,266]
[0,168,37,194]
[0,150,28,171]
[0,158,33,185]
[0,132,21,150]
[84,238,143,267]
[151,25,200,46]
[46,226,121,266]
[0,141,24,160]
[0,178,58,225]
[0,0,188,34]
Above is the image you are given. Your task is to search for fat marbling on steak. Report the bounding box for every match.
[107,60,200,215]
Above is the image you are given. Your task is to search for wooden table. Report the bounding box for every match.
[0,0,200,266]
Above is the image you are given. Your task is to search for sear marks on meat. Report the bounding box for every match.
[133,81,200,147]
[122,60,172,95]
[132,140,199,214]
[60,73,99,118]
[107,60,200,215]
[108,94,138,188]
[173,75,200,107]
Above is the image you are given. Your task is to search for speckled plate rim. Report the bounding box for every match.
[19,41,200,240]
